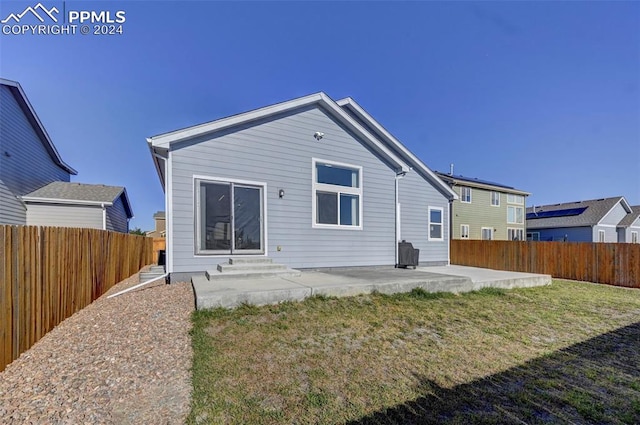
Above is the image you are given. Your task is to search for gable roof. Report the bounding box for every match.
[526,196,629,229]
[336,98,457,199]
[22,182,133,218]
[434,171,530,195]
[617,205,640,228]
[147,92,456,200]
[0,78,77,175]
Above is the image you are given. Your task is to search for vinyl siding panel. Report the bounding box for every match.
[169,107,399,272]
[450,187,525,240]
[0,177,26,224]
[534,226,592,242]
[398,171,449,264]
[0,86,70,202]
[105,195,129,233]
[26,203,104,229]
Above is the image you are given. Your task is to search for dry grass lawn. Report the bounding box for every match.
[188,280,640,424]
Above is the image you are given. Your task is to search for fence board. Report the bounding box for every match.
[451,240,640,289]
[0,225,153,372]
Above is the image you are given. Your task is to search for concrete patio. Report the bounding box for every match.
[191,265,552,309]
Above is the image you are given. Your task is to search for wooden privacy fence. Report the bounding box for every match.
[0,225,154,372]
[451,240,640,289]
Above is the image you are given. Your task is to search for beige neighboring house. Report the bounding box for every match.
[436,172,530,241]
[146,211,166,238]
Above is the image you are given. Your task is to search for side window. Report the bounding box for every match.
[428,207,443,240]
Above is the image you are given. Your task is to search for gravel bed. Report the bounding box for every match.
[0,269,195,424]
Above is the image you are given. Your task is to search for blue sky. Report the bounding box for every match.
[1,1,638,231]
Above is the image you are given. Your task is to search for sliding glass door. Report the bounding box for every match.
[197,181,264,254]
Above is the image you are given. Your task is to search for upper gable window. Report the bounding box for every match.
[313,159,362,229]
[460,187,472,203]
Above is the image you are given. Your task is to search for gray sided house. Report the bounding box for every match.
[21,181,133,233]
[0,78,77,224]
[617,206,640,243]
[148,92,457,280]
[526,197,632,243]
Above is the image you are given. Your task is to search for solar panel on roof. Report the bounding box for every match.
[526,207,587,220]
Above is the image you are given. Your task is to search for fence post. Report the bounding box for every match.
[11,226,19,361]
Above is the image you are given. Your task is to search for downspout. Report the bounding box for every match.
[101,203,107,230]
[395,170,406,266]
[448,199,453,265]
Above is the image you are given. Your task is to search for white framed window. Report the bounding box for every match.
[428,207,444,240]
[491,191,500,207]
[527,232,540,241]
[508,228,524,241]
[481,227,493,240]
[507,194,524,204]
[460,224,470,239]
[507,206,524,224]
[460,187,472,203]
[632,231,638,244]
[312,159,362,229]
[598,230,605,242]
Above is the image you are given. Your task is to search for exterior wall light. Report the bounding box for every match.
[279,189,285,198]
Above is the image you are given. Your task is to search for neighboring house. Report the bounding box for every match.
[616,205,640,243]
[0,78,77,224]
[148,92,458,280]
[526,196,632,242]
[435,172,530,241]
[21,181,134,233]
[146,211,166,237]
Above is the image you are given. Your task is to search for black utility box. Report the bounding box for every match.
[157,249,166,266]
[397,240,419,269]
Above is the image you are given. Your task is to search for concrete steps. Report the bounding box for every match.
[139,265,166,282]
[206,258,301,280]
[192,257,302,309]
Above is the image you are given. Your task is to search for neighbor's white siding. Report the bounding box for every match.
[26,203,104,229]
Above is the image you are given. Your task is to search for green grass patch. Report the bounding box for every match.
[188,280,640,424]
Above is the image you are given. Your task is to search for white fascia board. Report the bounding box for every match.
[337,97,458,200]
[21,196,113,207]
[147,92,410,173]
[443,178,531,196]
[148,93,326,148]
[148,141,167,190]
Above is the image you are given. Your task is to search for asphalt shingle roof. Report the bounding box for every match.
[25,182,124,204]
[617,205,640,227]
[526,197,623,229]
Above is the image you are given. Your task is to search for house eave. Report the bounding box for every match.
[146,92,411,175]
[20,196,114,207]
[336,97,458,201]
